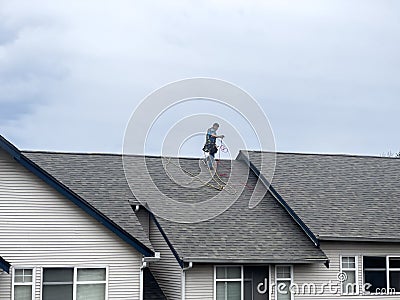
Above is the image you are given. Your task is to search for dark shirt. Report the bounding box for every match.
[206,127,217,144]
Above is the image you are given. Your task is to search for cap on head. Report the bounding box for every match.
[213,122,220,128]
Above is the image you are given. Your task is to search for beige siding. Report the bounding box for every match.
[0,149,142,299]
[293,241,400,299]
[149,218,182,300]
[185,265,213,300]
[0,271,11,299]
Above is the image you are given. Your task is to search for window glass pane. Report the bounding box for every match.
[342,257,356,269]
[77,269,106,281]
[14,275,24,283]
[43,268,73,283]
[14,285,32,300]
[226,267,241,279]
[226,282,241,300]
[43,284,73,300]
[276,266,291,279]
[216,281,241,300]
[390,271,400,291]
[77,283,106,300]
[342,271,356,294]
[364,271,386,293]
[216,282,226,299]
[216,267,241,279]
[390,257,400,269]
[277,280,291,300]
[14,269,33,283]
[364,257,386,269]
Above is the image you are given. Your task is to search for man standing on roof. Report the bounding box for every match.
[202,123,224,169]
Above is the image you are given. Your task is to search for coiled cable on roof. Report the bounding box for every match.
[164,146,238,194]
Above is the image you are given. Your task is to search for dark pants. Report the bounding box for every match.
[203,143,217,155]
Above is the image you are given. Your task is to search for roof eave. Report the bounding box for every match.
[0,256,11,273]
[0,135,154,257]
[182,257,328,264]
[319,236,400,243]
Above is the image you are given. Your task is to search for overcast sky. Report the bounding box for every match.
[0,0,399,157]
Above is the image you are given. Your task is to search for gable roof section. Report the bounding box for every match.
[140,156,327,264]
[0,135,153,256]
[246,150,400,242]
[237,151,319,247]
[0,256,11,273]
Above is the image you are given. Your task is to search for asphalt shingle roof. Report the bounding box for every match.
[131,156,327,263]
[247,151,400,241]
[24,151,326,263]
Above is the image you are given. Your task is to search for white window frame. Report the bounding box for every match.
[362,255,400,296]
[387,256,400,295]
[213,265,271,300]
[12,267,36,300]
[214,265,244,300]
[41,265,109,300]
[275,265,294,300]
[340,255,359,295]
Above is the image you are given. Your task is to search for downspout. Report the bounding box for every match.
[140,261,145,300]
[140,253,161,300]
[181,262,193,300]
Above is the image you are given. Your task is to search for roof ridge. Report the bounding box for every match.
[22,150,124,156]
[247,150,400,160]
[23,149,400,160]
[22,150,235,161]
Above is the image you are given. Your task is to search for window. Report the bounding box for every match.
[388,257,400,292]
[77,268,107,300]
[43,267,107,300]
[340,256,358,294]
[215,266,269,300]
[363,256,399,295]
[43,268,73,300]
[13,268,34,300]
[215,266,242,300]
[275,266,293,300]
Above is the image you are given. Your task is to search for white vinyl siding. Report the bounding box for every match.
[185,265,214,300]
[148,218,182,300]
[0,149,142,300]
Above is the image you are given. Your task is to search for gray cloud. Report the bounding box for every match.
[0,0,399,156]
